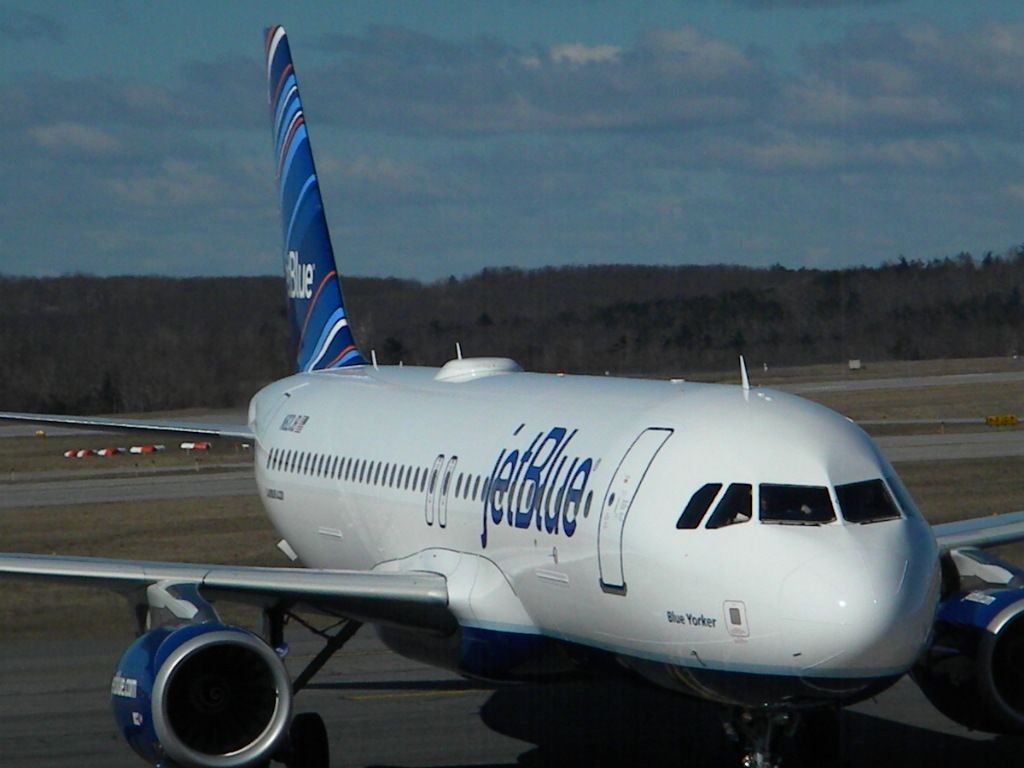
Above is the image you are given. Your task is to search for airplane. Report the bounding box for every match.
[3,24,1024,768]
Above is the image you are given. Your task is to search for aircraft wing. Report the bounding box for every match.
[0,553,454,634]
[932,511,1024,551]
[0,411,254,441]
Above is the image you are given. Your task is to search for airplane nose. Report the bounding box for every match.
[778,545,936,675]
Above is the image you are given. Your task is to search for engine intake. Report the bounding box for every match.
[111,623,292,767]
[914,549,1024,733]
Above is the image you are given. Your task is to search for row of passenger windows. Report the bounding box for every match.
[676,479,902,530]
[265,447,491,502]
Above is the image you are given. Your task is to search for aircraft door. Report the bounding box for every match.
[598,428,673,594]
[438,456,458,528]
[424,454,444,525]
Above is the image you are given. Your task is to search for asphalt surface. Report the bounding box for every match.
[0,467,253,509]
[1,625,1020,768]
[779,369,1024,394]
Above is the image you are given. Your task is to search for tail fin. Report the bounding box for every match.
[265,26,367,371]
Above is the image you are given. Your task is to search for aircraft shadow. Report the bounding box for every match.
[305,678,488,693]
[366,672,1023,768]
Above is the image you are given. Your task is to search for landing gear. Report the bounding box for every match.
[722,707,841,768]
[264,608,364,768]
[285,712,329,768]
[723,709,792,768]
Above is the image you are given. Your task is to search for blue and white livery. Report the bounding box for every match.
[266,25,366,372]
[3,26,1024,768]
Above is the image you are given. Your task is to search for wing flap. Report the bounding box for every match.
[932,511,1024,551]
[0,411,254,441]
[0,554,453,634]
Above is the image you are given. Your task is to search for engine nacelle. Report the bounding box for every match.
[914,579,1024,733]
[110,623,292,767]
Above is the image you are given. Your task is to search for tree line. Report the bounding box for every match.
[2,249,1022,414]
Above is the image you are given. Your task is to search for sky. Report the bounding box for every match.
[2,1,1023,280]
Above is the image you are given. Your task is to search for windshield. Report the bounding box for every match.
[835,479,901,523]
[759,484,835,525]
[706,483,752,529]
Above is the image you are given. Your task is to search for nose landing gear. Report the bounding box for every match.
[723,707,840,768]
[724,709,792,768]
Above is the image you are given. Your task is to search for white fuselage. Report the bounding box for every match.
[248,360,940,706]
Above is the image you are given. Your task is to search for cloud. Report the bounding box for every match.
[1,17,1022,280]
[736,0,902,7]
[29,122,123,156]
[312,24,773,136]
[0,10,64,43]
[788,22,1024,137]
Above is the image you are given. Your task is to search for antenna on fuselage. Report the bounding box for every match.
[456,342,464,360]
[739,355,750,392]
[371,349,379,370]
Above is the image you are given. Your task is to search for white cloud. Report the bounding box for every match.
[29,122,123,156]
[549,43,621,66]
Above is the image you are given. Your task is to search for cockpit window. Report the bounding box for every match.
[836,479,901,523]
[705,483,752,529]
[759,484,835,525]
[677,483,722,529]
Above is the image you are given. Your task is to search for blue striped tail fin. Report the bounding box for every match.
[265,26,367,371]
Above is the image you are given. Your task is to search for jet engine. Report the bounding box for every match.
[913,549,1024,733]
[110,622,292,767]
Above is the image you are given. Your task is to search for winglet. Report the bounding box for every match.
[265,26,367,372]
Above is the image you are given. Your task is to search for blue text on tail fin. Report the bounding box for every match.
[265,26,367,371]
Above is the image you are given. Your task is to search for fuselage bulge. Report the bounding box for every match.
[249,358,941,708]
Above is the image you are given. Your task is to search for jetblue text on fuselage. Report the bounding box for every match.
[286,250,314,299]
[481,424,594,548]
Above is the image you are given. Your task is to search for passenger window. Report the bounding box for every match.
[836,479,901,523]
[358,460,367,483]
[705,484,752,529]
[760,484,835,525]
[455,473,464,498]
[677,483,723,529]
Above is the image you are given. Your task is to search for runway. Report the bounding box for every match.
[780,369,1024,394]
[0,466,253,509]
[0,624,1018,768]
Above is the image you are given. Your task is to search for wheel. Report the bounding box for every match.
[784,707,841,768]
[286,712,330,768]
